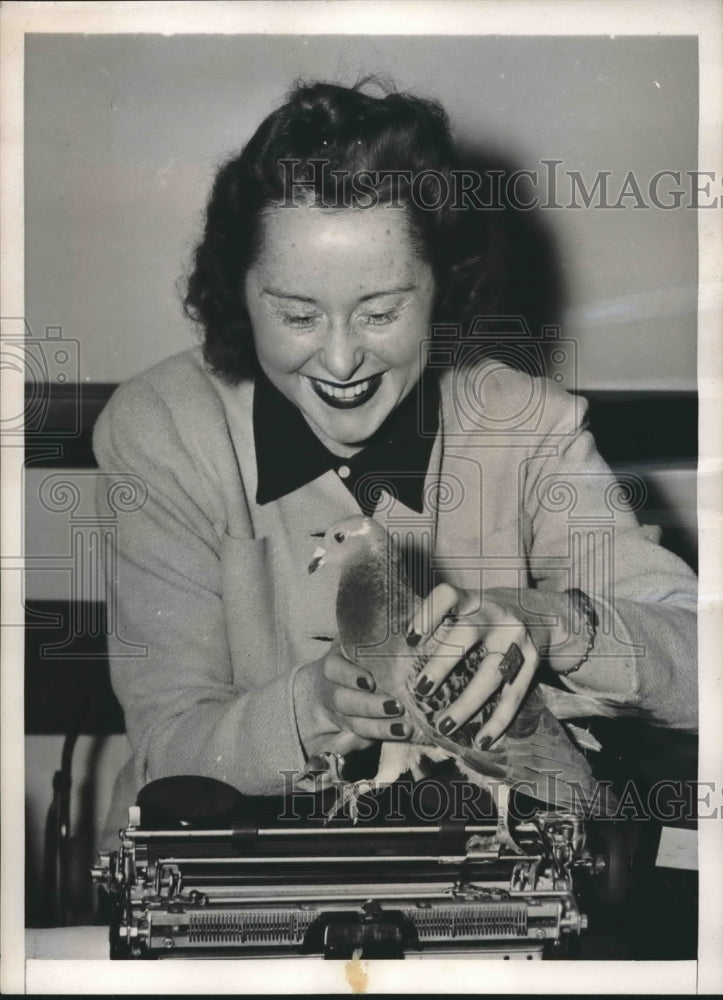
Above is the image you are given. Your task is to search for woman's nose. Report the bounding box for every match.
[318,324,364,382]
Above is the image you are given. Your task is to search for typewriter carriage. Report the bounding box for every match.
[92,776,631,960]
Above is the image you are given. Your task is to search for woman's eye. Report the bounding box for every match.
[362,309,399,327]
[282,313,319,329]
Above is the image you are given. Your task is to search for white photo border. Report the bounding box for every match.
[2,1,721,994]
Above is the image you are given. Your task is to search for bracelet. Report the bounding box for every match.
[559,588,598,676]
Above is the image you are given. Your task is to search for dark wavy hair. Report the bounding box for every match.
[184,79,501,383]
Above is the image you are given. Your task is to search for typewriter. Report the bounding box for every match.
[92,776,626,961]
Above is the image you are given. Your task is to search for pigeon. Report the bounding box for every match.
[307,514,618,846]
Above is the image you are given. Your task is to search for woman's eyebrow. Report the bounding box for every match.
[262,285,417,303]
[262,288,317,303]
[358,285,417,302]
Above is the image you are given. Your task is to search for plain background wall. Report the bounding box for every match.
[25,33,698,390]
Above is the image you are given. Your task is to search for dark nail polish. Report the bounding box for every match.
[438,716,456,736]
[478,735,492,751]
[406,629,422,648]
[415,676,433,696]
[356,676,371,691]
[383,699,402,716]
[390,722,405,738]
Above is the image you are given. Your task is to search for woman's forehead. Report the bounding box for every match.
[253,204,429,285]
[260,202,410,240]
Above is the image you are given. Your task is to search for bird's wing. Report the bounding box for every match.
[410,685,615,817]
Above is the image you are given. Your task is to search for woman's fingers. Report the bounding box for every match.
[333,686,404,721]
[431,635,535,739]
[323,649,410,740]
[340,715,412,741]
[472,639,539,748]
[333,683,411,740]
[334,688,411,740]
[413,619,485,696]
[406,583,476,646]
[425,625,522,721]
[324,649,376,693]
[404,586,544,748]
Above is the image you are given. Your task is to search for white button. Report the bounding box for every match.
[338,465,351,479]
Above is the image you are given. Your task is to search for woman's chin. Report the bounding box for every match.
[313,418,382,453]
[306,397,392,453]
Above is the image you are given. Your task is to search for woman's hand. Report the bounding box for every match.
[406,583,548,750]
[322,639,414,743]
[294,639,413,759]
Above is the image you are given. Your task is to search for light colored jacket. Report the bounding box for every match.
[93,347,697,808]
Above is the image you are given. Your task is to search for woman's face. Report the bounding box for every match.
[244,205,435,457]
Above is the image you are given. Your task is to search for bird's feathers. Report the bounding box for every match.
[310,515,616,819]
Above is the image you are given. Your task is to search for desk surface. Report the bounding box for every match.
[15,932,703,998]
[26,926,110,960]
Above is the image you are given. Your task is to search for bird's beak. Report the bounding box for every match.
[308,547,327,574]
[309,531,325,538]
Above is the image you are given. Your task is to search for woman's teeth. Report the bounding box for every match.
[315,379,370,400]
[308,372,382,408]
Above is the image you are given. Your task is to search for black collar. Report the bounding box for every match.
[253,369,440,515]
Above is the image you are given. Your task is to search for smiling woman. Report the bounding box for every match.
[245,205,435,455]
[92,79,697,834]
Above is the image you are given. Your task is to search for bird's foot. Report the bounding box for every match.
[492,783,524,855]
[303,751,346,786]
[324,779,376,825]
[495,819,523,855]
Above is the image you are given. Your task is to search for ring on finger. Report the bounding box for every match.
[497,642,524,685]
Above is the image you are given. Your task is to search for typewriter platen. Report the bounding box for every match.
[92,777,624,961]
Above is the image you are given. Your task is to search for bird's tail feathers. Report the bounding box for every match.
[563,721,603,753]
[503,730,616,817]
[538,682,651,722]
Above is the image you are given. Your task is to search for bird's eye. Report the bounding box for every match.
[333,531,345,543]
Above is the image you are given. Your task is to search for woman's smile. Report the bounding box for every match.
[244,204,435,457]
[306,372,384,408]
